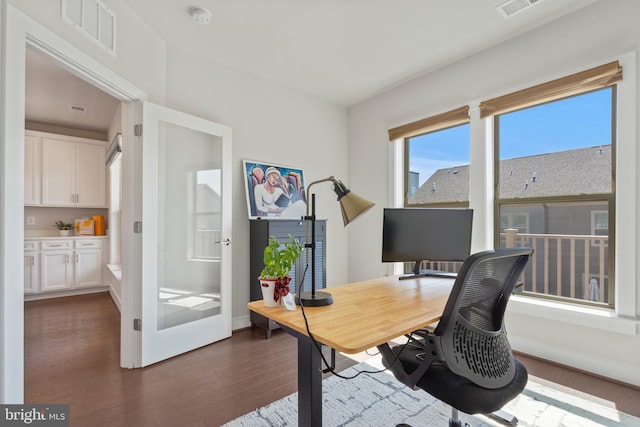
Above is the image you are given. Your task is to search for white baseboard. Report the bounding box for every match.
[233,314,251,331]
[109,286,122,312]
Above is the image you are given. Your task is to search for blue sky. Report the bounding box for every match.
[409,88,612,186]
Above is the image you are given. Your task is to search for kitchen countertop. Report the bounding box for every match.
[24,233,108,240]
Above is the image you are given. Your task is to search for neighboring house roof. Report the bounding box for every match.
[410,145,612,204]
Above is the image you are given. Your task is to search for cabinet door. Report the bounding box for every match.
[24,253,39,294]
[75,143,106,207]
[24,134,41,205]
[41,250,73,292]
[41,138,76,206]
[74,249,102,288]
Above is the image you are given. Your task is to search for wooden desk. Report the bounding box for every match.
[248,274,455,427]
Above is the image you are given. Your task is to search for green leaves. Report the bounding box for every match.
[259,234,302,279]
[54,220,73,230]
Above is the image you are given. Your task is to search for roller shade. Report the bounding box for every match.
[388,105,469,141]
[479,61,622,119]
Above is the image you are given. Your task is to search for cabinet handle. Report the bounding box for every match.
[76,253,79,263]
[66,254,69,264]
[49,244,63,247]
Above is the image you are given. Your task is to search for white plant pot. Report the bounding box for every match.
[259,278,282,307]
[59,230,71,236]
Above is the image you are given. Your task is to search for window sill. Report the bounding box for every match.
[107,264,122,281]
[508,295,638,336]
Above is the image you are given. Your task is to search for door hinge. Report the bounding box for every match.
[133,318,142,331]
[134,221,142,233]
[134,124,143,136]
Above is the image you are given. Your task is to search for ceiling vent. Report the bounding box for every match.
[69,105,87,114]
[496,0,545,18]
[61,0,117,55]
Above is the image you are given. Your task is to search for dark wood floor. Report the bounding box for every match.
[25,292,640,426]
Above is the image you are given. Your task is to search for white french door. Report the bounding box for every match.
[140,101,232,366]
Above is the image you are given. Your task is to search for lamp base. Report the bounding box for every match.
[295,291,333,307]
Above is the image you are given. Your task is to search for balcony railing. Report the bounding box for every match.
[502,229,609,304]
[413,229,609,305]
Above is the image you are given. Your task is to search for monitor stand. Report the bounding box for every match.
[398,261,458,280]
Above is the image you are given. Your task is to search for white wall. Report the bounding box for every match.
[163,46,349,328]
[348,0,640,385]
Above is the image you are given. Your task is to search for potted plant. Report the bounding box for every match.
[54,220,73,236]
[259,234,302,307]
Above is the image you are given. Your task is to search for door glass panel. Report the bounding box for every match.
[157,121,223,330]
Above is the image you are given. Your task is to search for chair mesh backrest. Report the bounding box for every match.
[434,248,532,389]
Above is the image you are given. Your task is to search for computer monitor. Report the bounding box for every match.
[382,208,473,279]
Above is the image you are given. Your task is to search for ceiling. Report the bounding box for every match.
[125,0,598,106]
[26,0,598,131]
[26,48,120,132]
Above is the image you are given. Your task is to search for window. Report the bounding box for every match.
[388,106,470,274]
[405,123,470,207]
[592,210,608,236]
[387,106,470,207]
[107,136,122,268]
[492,84,616,307]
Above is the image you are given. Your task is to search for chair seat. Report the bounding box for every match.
[417,359,528,415]
[392,343,528,415]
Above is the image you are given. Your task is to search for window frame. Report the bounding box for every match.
[492,86,617,308]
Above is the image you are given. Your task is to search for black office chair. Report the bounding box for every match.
[378,248,533,427]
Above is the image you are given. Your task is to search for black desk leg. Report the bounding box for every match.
[297,337,323,427]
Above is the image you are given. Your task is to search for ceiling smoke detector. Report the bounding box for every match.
[496,0,545,18]
[190,7,212,25]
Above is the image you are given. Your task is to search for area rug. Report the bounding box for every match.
[223,356,640,427]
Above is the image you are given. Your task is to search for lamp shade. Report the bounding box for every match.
[338,191,375,226]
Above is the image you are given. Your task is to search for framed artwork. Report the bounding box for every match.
[243,160,307,219]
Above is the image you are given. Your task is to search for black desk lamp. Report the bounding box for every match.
[296,176,375,307]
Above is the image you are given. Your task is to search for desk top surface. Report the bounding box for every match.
[248,275,454,354]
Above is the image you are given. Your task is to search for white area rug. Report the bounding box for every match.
[224,356,640,427]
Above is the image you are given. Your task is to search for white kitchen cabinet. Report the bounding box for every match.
[40,240,74,292]
[24,133,41,206]
[30,238,104,295]
[24,241,39,294]
[41,134,106,208]
[74,240,103,288]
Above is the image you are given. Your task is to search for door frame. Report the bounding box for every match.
[0,3,146,402]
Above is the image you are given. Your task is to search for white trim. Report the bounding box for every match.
[388,138,403,276]
[508,296,638,335]
[1,2,29,403]
[613,50,637,318]
[468,102,493,252]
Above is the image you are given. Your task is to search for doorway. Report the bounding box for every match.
[1,3,146,402]
[23,44,124,398]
